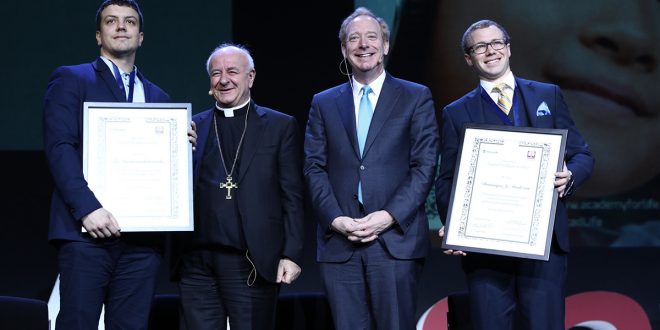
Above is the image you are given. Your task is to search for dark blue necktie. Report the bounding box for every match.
[110,61,136,102]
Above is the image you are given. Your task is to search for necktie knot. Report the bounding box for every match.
[492,83,512,115]
[362,85,372,97]
[492,83,509,95]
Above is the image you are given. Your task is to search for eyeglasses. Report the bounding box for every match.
[468,39,508,55]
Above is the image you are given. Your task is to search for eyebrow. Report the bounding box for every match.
[211,66,241,72]
[474,38,504,44]
[103,15,138,20]
[348,31,379,38]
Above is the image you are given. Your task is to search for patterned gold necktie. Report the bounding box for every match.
[492,83,512,115]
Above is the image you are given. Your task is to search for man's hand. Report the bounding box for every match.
[81,208,121,239]
[188,121,198,151]
[330,216,361,241]
[351,210,395,243]
[276,258,301,284]
[438,226,466,256]
[554,162,572,198]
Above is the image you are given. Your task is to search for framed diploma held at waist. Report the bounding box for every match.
[442,124,567,260]
[83,102,194,232]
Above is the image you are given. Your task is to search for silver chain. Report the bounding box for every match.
[212,100,250,179]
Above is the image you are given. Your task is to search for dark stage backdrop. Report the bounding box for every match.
[1,0,659,328]
[1,0,231,150]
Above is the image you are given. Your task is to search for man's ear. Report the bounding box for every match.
[248,69,256,88]
[464,53,473,67]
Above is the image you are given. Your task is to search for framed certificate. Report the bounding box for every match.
[82,102,194,232]
[442,124,567,260]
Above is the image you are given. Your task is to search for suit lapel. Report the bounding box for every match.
[92,57,128,102]
[362,75,399,157]
[238,102,266,184]
[138,71,152,102]
[334,83,360,158]
[516,78,542,128]
[466,87,488,124]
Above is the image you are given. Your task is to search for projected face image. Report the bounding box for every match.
[430,0,660,198]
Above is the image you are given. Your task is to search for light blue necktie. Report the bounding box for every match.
[357,85,373,203]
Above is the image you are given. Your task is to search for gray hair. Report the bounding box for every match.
[338,7,390,45]
[205,43,255,75]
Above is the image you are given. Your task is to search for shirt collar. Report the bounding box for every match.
[215,98,250,112]
[100,56,138,78]
[480,71,515,93]
[352,70,386,97]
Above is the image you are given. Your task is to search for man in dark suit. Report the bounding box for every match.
[304,7,439,329]
[42,1,194,329]
[435,20,595,330]
[176,44,304,330]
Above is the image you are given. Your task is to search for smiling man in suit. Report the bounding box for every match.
[42,1,196,329]
[435,20,595,330]
[176,44,304,330]
[304,7,439,329]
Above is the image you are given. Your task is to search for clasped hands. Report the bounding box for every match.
[331,210,395,243]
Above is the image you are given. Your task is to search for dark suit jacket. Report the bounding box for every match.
[435,77,594,252]
[185,103,305,283]
[304,73,439,262]
[43,57,170,243]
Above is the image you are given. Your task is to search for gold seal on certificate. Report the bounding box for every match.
[82,102,194,232]
[442,124,567,260]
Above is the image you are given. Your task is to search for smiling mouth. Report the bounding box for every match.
[549,76,647,117]
[484,57,501,65]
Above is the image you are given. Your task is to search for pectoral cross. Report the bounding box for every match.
[219,176,238,199]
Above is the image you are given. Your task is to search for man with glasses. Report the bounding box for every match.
[435,20,594,330]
